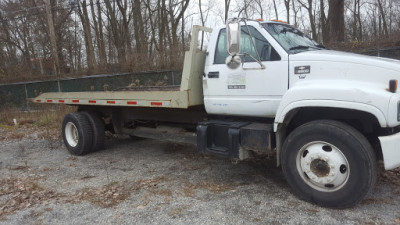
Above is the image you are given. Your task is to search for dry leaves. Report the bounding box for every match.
[69,183,130,208]
[182,180,237,197]
[379,167,400,194]
[0,177,60,219]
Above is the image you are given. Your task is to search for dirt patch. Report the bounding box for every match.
[69,183,131,208]
[182,180,238,197]
[378,166,400,194]
[0,177,60,220]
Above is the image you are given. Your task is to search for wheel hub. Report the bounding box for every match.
[65,122,79,147]
[310,159,330,177]
[296,141,350,192]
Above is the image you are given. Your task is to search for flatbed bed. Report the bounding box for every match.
[33,26,212,109]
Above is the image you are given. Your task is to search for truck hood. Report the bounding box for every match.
[288,50,400,93]
[289,50,400,72]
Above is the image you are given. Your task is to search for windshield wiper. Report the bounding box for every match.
[289,45,325,51]
[289,45,310,51]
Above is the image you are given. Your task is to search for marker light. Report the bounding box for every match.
[271,19,287,24]
[389,79,397,93]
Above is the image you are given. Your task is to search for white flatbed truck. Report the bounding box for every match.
[33,19,400,208]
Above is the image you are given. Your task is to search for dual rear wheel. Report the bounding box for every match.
[62,111,105,155]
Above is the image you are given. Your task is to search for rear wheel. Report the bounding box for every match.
[281,120,376,208]
[62,112,93,155]
[81,111,105,152]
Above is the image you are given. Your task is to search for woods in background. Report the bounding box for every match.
[0,0,399,83]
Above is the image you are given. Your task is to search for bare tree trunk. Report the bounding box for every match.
[272,0,279,20]
[377,0,388,36]
[356,0,362,41]
[44,0,60,78]
[291,0,299,26]
[116,0,132,64]
[78,0,96,73]
[97,0,107,66]
[181,0,185,50]
[328,0,345,42]
[104,0,126,66]
[254,0,264,19]
[351,0,362,41]
[298,0,317,40]
[170,0,189,49]
[284,0,290,24]
[199,0,205,50]
[90,0,106,67]
[159,0,166,67]
[132,0,147,55]
[224,0,231,23]
[320,0,328,43]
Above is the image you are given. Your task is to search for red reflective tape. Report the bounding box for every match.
[72,100,79,103]
[58,100,65,103]
[89,100,96,104]
[151,102,162,106]
[36,100,41,102]
[127,101,137,105]
[107,101,115,104]
[47,100,53,103]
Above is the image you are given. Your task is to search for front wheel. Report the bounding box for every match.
[281,120,377,208]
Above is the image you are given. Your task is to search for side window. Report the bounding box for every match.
[214,29,228,64]
[214,26,281,64]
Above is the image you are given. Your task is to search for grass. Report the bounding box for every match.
[0,105,76,140]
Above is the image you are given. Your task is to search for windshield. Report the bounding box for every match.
[262,23,324,53]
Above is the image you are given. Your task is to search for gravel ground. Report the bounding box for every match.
[0,135,399,225]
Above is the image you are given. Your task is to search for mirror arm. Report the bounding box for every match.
[242,20,263,64]
[240,53,266,70]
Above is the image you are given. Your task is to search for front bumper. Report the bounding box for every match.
[379,132,400,170]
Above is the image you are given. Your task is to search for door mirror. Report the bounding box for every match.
[226,19,241,55]
[225,55,241,69]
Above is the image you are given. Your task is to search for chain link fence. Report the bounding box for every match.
[0,71,181,109]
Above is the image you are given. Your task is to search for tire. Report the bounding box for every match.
[62,112,93,155]
[81,111,105,152]
[281,120,377,208]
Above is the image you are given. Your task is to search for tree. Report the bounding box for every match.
[298,0,318,40]
[77,0,96,73]
[44,0,60,77]
[225,0,231,23]
[328,0,345,42]
[90,0,107,68]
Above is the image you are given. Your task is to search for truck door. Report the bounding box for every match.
[203,25,288,118]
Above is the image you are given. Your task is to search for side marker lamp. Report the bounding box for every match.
[389,79,397,93]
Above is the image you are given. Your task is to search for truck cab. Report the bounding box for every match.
[201,19,400,208]
[203,21,288,117]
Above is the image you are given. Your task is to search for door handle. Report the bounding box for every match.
[208,72,219,78]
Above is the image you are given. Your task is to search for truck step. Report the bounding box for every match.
[196,120,273,159]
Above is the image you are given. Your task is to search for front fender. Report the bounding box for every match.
[274,80,392,131]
